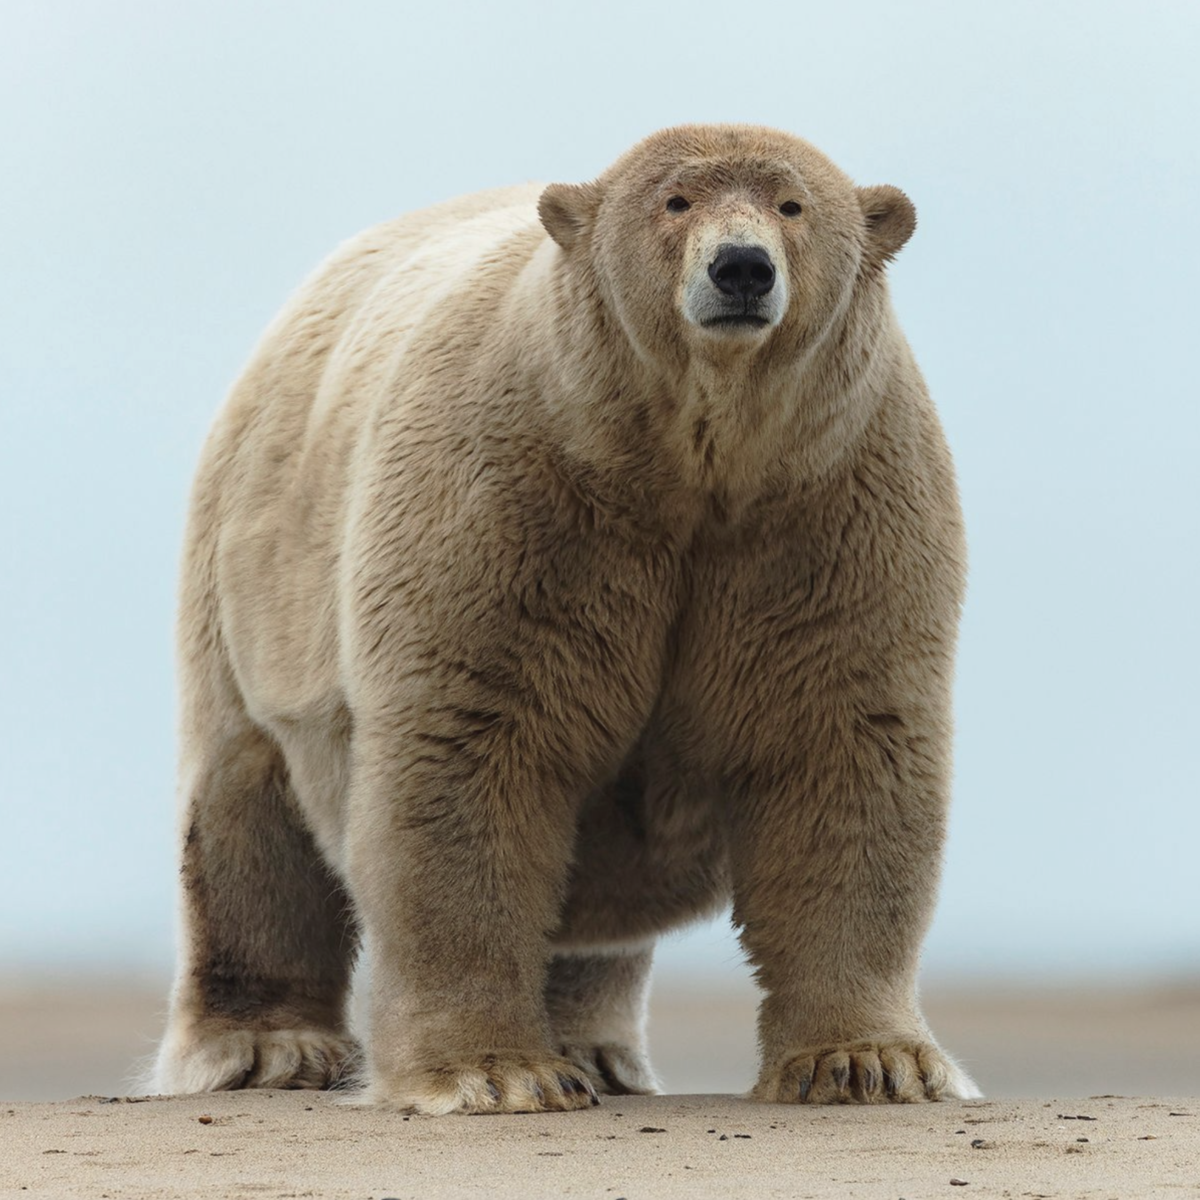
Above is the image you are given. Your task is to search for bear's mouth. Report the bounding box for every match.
[700,314,772,329]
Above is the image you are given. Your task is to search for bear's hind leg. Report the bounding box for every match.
[545,948,659,1095]
[152,726,360,1094]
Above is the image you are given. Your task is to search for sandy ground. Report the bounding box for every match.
[2,1091,1197,1199]
[1,977,1197,1198]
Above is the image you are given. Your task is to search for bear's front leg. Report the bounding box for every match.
[686,460,980,1105]
[345,717,607,1114]
[340,513,676,1112]
[724,675,980,1104]
[338,424,683,1112]
[730,700,980,1104]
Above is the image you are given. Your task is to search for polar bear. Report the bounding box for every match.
[152,124,979,1113]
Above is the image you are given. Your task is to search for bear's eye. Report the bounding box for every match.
[779,200,803,217]
[665,195,691,214]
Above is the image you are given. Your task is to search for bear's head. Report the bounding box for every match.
[539,125,915,369]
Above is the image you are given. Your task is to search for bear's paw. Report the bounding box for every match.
[366,1051,602,1115]
[753,1039,980,1104]
[152,1025,360,1093]
[559,1040,659,1096]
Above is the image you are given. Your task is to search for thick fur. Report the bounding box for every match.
[153,124,979,1112]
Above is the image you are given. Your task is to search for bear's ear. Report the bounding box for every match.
[538,182,603,251]
[857,185,917,267]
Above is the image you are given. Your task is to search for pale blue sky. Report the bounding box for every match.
[2,0,1197,982]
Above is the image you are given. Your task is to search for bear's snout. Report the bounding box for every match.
[682,231,788,336]
[708,244,776,300]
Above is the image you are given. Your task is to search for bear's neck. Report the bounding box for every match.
[531,265,902,527]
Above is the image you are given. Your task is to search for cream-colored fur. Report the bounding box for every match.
[153,125,979,1112]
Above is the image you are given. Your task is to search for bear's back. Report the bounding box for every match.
[222,181,544,453]
[187,183,546,728]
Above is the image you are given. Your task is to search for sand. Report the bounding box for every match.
[2,1091,1197,1199]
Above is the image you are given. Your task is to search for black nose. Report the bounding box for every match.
[708,244,775,299]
